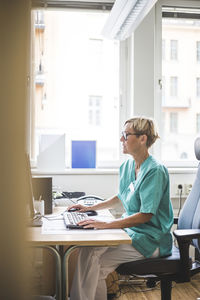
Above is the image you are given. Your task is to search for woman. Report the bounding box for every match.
[69,116,174,300]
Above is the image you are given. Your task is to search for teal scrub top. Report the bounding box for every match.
[117,156,174,258]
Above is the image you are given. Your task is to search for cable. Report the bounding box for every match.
[110,274,177,298]
[42,214,63,221]
[36,212,64,221]
[177,184,183,217]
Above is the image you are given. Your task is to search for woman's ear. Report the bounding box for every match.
[140,134,148,145]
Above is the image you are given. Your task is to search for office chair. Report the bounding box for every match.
[116,137,200,300]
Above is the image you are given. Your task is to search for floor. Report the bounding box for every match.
[107,273,200,300]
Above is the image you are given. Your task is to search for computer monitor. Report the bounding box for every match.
[32,177,53,214]
[25,154,42,227]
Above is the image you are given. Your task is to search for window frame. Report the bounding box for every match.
[29,4,133,169]
[29,0,200,170]
[155,0,200,168]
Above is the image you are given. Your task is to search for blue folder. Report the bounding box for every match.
[72,140,96,168]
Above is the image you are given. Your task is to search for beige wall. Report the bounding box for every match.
[0,1,31,299]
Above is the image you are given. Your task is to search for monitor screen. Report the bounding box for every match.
[25,154,42,226]
[32,177,53,214]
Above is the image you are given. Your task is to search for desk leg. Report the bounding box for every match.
[63,245,79,300]
[32,245,62,300]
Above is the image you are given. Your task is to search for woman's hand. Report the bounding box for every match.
[67,204,90,212]
[78,219,109,229]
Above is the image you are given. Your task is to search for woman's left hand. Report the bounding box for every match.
[78,219,108,229]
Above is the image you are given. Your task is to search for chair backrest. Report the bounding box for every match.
[178,137,200,252]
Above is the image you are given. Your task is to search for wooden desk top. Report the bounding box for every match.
[27,208,131,247]
[27,227,131,246]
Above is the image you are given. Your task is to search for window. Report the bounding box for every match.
[161,4,200,163]
[170,40,178,60]
[197,41,200,62]
[31,8,124,168]
[197,78,200,98]
[170,112,178,133]
[170,76,178,97]
[88,96,102,126]
[197,113,200,133]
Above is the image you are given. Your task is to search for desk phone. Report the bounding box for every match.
[77,195,104,206]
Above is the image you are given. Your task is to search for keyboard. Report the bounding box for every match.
[63,211,93,229]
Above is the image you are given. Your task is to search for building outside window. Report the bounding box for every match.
[170,76,178,97]
[170,112,178,133]
[197,41,200,62]
[88,96,102,126]
[31,9,121,168]
[197,113,200,133]
[170,39,178,60]
[161,6,200,162]
[197,77,200,98]
[31,2,200,168]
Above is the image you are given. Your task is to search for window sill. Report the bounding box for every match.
[168,167,197,174]
[31,166,198,176]
[31,168,119,175]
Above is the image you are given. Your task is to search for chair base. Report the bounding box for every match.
[161,279,172,300]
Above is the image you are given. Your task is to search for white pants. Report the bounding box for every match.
[70,244,159,300]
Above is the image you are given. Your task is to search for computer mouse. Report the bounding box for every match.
[68,207,80,212]
[85,210,98,216]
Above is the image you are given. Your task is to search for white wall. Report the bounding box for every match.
[33,168,197,213]
[52,173,118,198]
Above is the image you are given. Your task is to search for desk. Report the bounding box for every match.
[27,208,131,300]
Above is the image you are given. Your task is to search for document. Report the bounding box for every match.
[42,215,123,235]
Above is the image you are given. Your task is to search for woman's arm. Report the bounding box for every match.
[90,195,120,210]
[78,212,153,229]
[106,212,153,229]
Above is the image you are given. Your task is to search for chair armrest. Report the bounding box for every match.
[173,229,200,241]
[173,229,200,282]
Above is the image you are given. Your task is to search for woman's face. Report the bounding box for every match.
[120,122,147,156]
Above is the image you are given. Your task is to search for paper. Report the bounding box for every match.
[42,216,124,235]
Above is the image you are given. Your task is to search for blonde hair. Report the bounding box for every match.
[125,116,159,148]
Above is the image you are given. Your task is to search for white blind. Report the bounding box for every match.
[31,0,113,10]
[102,0,158,40]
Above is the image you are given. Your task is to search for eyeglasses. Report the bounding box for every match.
[121,131,142,141]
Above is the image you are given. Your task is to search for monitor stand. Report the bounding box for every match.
[27,215,43,227]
